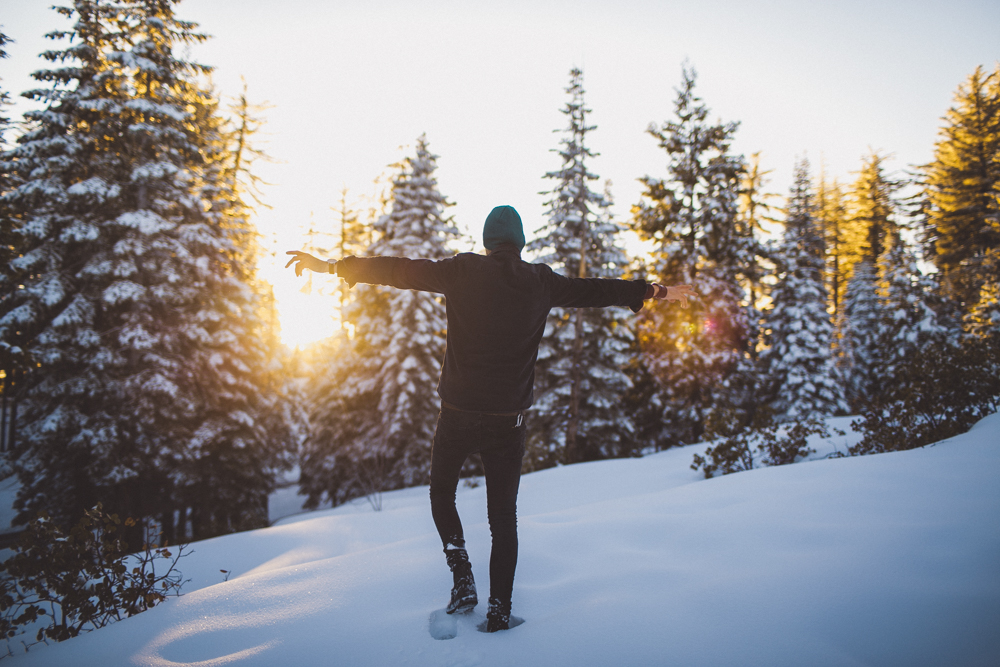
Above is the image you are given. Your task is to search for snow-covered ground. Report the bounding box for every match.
[6,414,1000,666]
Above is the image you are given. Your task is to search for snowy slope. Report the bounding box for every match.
[7,415,1000,666]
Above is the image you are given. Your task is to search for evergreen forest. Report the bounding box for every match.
[1,2,998,543]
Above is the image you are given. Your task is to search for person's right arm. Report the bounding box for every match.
[645,283,696,306]
[332,255,454,294]
[284,250,453,293]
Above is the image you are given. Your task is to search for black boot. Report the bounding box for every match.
[485,596,511,632]
[444,546,477,614]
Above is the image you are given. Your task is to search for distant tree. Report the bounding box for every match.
[815,173,851,319]
[874,227,952,385]
[850,152,897,262]
[838,260,881,410]
[921,65,1000,310]
[759,159,846,420]
[0,27,21,457]
[333,186,365,324]
[297,211,338,298]
[526,68,636,469]
[736,151,779,342]
[302,135,459,507]
[849,88,1000,452]
[0,29,12,151]
[965,280,1000,341]
[0,28,12,160]
[837,152,900,409]
[630,64,755,445]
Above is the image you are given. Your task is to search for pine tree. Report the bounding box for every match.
[630,65,755,445]
[171,77,295,541]
[302,135,458,507]
[0,1,291,539]
[526,68,636,468]
[838,260,881,410]
[333,187,365,325]
[0,28,12,158]
[965,281,1000,341]
[874,227,951,385]
[737,152,779,319]
[0,27,19,458]
[850,152,897,262]
[837,152,900,409]
[760,159,846,420]
[0,0,146,528]
[0,29,12,148]
[815,174,851,319]
[922,65,1000,309]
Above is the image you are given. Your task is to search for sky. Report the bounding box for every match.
[1,0,998,346]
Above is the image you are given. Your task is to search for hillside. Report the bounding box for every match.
[7,415,1000,666]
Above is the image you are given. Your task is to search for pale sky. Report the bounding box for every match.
[2,0,998,346]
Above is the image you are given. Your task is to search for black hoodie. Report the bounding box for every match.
[336,248,648,413]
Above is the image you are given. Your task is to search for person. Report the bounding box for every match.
[285,205,695,632]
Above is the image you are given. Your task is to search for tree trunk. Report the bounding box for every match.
[1,375,8,453]
[565,249,588,463]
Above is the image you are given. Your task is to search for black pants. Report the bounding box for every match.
[429,405,526,605]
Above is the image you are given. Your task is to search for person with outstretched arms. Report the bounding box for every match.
[285,205,695,632]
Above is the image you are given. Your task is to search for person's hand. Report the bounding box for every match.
[651,283,696,307]
[284,251,330,276]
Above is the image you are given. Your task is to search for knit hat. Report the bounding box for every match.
[483,205,525,252]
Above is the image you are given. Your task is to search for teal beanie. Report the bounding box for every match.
[483,205,525,252]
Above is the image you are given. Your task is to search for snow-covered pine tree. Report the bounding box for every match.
[0,27,13,278]
[526,68,636,468]
[0,1,292,540]
[729,152,779,421]
[837,153,898,410]
[170,75,295,541]
[0,27,19,458]
[0,28,12,186]
[630,65,755,445]
[759,159,846,420]
[302,135,459,507]
[838,260,880,410]
[875,227,952,383]
[0,0,148,529]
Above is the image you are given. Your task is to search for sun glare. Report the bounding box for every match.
[275,288,339,349]
[265,261,341,349]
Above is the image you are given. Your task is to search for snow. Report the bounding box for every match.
[6,414,1000,666]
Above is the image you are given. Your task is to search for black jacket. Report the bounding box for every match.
[336,248,648,413]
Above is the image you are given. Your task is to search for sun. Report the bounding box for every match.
[277,293,339,349]
[264,261,342,349]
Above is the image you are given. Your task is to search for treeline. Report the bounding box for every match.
[300,64,999,505]
[0,2,296,544]
[1,1,998,535]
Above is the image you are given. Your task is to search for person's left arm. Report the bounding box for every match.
[548,270,695,312]
[548,270,649,312]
